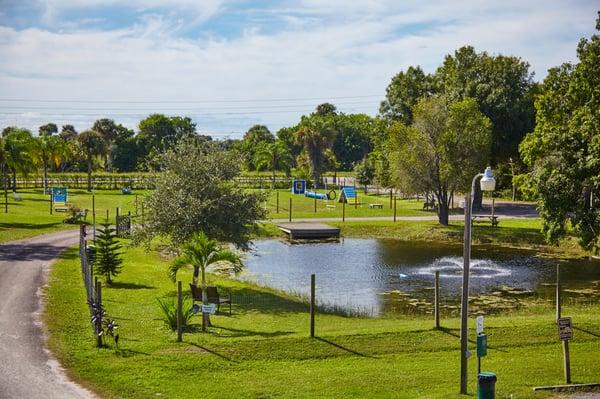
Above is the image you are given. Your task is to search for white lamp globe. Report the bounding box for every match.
[480,167,496,192]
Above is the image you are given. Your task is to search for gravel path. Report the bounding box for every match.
[0,230,95,399]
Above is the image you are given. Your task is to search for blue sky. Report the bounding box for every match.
[0,0,597,137]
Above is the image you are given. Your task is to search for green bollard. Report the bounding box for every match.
[477,372,497,399]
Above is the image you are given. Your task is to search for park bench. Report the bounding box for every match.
[423,201,437,211]
[472,215,499,227]
[190,284,232,315]
[369,203,383,209]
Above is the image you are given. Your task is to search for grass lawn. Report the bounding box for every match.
[45,243,600,399]
[263,189,435,219]
[0,189,147,243]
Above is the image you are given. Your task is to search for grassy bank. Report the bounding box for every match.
[45,244,600,399]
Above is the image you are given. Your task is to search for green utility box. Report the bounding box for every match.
[477,334,487,357]
[477,372,497,399]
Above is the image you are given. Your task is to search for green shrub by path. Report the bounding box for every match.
[45,244,600,399]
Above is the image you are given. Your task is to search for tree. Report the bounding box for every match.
[436,46,536,163]
[332,113,374,170]
[295,115,336,187]
[59,124,78,141]
[137,138,267,248]
[76,130,107,192]
[92,118,119,171]
[38,123,58,137]
[169,231,243,327]
[254,140,293,186]
[32,134,65,193]
[136,114,197,165]
[169,232,243,286]
[354,157,375,193]
[110,125,139,172]
[388,96,491,225]
[314,102,337,116]
[379,66,435,125]
[239,124,275,171]
[520,13,600,253]
[94,222,123,285]
[2,127,34,192]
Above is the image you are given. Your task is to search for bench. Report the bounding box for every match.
[369,203,383,209]
[190,284,232,314]
[472,215,499,227]
[423,201,437,211]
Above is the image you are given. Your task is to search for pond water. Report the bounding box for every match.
[241,239,600,316]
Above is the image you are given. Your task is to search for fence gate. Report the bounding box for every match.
[116,215,132,237]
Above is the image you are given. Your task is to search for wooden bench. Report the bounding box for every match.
[190,284,232,314]
[369,203,383,209]
[472,215,499,227]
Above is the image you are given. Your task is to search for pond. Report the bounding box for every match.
[241,239,600,316]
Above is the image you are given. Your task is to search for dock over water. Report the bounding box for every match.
[277,222,340,240]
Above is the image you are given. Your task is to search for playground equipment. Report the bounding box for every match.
[304,191,327,200]
[292,179,306,194]
[338,186,358,205]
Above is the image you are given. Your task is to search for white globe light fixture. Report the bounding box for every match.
[479,166,496,192]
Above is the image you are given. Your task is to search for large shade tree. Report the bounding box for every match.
[137,138,267,248]
[388,96,492,225]
[520,13,600,254]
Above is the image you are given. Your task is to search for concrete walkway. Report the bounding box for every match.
[0,230,94,399]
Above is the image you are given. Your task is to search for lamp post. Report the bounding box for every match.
[460,166,495,394]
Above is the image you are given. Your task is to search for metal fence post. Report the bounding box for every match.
[177,281,183,342]
[310,274,315,338]
[434,271,440,329]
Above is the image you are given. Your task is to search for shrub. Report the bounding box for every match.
[156,296,194,331]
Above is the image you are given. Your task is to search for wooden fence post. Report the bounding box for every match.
[556,264,561,321]
[342,200,346,222]
[434,271,440,329]
[314,193,317,213]
[95,281,102,348]
[310,274,315,338]
[393,196,397,222]
[390,190,393,209]
[177,281,183,342]
[92,193,96,242]
[276,191,279,214]
[49,192,53,215]
[289,198,292,222]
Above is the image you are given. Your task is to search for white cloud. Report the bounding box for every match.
[0,0,598,135]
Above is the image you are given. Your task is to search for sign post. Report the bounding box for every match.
[557,317,573,384]
[476,316,486,374]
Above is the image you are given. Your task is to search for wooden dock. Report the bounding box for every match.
[277,222,340,240]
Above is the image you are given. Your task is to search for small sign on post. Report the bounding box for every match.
[202,303,216,315]
[558,317,573,341]
[476,315,484,335]
[557,317,573,384]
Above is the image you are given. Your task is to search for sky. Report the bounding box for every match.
[0,0,597,138]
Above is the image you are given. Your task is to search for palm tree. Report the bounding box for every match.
[295,116,336,188]
[169,232,243,327]
[77,130,107,192]
[3,128,34,192]
[169,232,243,287]
[32,135,65,194]
[254,140,293,188]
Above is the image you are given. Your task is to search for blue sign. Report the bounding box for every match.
[52,187,68,203]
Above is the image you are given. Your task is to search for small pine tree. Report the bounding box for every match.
[94,222,123,285]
